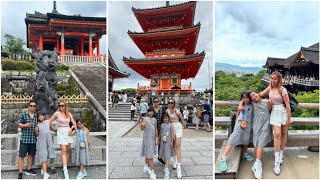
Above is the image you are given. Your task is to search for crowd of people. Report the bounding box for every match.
[17,100,91,180]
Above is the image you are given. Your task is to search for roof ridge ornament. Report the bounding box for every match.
[52,1,58,14]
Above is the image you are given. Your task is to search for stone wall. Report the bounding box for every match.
[1,102,105,134]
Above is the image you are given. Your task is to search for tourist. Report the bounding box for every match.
[70,119,91,180]
[166,99,186,179]
[152,97,166,165]
[140,108,159,179]
[130,100,136,122]
[182,107,189,129]
[136,92,142,104]
[219,91,254,172]
[248,91,273,179]
[158,113,174,179]
[139,99,149,120]
[34,112,56,179]
[123,92,128,103]
[17,100,38,179]
[202,100,212,132]
[192,105,200,131]
[259,71,291,175]
[48,101,77,179]
[114,92,119,108]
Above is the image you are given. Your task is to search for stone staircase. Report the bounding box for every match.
[108,102,137,121]
[69,65,106,110]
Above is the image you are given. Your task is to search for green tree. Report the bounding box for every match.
[3,33,27,53]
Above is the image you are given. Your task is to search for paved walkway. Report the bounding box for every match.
[108,122,213,179]
[1,165,106,179]
[215,147,319,179]
[108,121,138,138]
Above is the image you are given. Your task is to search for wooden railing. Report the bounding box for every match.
[1,94,88,104]
[1,132,106,171]
[60,55,106,64]
[137,84,192,91]
[215,101,319,148]
[262,73,319,86]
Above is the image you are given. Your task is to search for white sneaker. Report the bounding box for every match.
[150,172,157,179]
[64,170,69,179]
[252,161,262,179]
[43,173,50,180]
[143,165,151,174]
[41,169,44,176]
[176,165,182,179]
[273,162,281,175]
[164,168,170,179]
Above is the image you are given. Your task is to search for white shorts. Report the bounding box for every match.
[270,104,289,127]
[57,127,74,145]
[172,122,183,138]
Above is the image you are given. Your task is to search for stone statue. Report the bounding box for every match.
[33,49,60,116]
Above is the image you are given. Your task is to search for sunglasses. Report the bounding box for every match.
[154,101,159,103]
[168,102,174,104]
[29,105,36,107]
[58,105,65,107]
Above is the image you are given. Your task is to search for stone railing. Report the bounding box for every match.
[1,132,106,171]
[60,55,106,65]
[5,53,33,61]
[1,94,88,104]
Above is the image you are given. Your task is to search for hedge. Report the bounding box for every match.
[2,59,69,71]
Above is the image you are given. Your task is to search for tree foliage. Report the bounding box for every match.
[3,33,27,53]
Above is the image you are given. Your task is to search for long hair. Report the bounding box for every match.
[270,71,282,89]
[58,100,70,119]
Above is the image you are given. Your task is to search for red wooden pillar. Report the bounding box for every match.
[39,33,43,51]
[60,32,65,62]
[97,37,100,56]
[89,34,93,57]
[80,36,84,56]
[56,36,60,51]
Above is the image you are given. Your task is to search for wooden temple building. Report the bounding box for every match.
[123,1,205,96]
[25,1,106,61]
[262,43,319,92]
[108,50,130,92]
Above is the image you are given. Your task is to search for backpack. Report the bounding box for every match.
[281,88,298,112]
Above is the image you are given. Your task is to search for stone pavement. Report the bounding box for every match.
[215,147,319,179]
[108,137,213,179]
[1,165,106,179]
[108,121,138,138]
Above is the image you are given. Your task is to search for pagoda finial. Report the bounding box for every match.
[52,1,58,13]
[166,1,169,6]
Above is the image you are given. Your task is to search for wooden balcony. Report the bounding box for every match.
[137,84,192,92]
[59,55,106,64]
[261,73,319,87]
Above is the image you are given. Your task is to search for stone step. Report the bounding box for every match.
[108,117,135,121]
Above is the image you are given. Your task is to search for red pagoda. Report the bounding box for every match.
[25,1,106,59]
[108,50,130,92]
[123,1,205,95]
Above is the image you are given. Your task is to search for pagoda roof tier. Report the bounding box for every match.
[132,1,196,32]
[128,23,200,55]
[123,51,205,79]
[109,66,130,79]
[284,46,319,68]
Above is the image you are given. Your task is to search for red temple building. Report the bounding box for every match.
[25,1,106,61]
[108,50,130,92]
[123,1,205,95]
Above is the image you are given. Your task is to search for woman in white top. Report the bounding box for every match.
[259,71,291,175]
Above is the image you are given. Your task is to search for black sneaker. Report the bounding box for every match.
[25,169,37,176]
[157,158,165,166]
[18,172,23,179]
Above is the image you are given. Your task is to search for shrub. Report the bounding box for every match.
[57,64,69,71]
[2,60,34,71]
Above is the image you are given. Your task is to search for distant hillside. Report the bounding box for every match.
[215,62,263,75]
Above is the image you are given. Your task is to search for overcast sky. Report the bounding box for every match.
[1,1,106,53]
[109,1,213,91]
[216,1,319,67]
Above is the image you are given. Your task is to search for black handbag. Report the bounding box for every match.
[283,91,298,112]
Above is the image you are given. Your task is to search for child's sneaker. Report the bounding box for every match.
[219,157,228,172]
[150,171,156,179]
[43,172,50,180]
[242,152,254,161]
[176,164,182,179]
[164,168,170,179]
[273,161,281,175]
[76,172,84,180]
[143,165,151,174]
[63,170,69,179]
[82,169,87,177]
[252,161,262,179]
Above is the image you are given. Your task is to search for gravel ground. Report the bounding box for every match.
[124,124,213,138]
